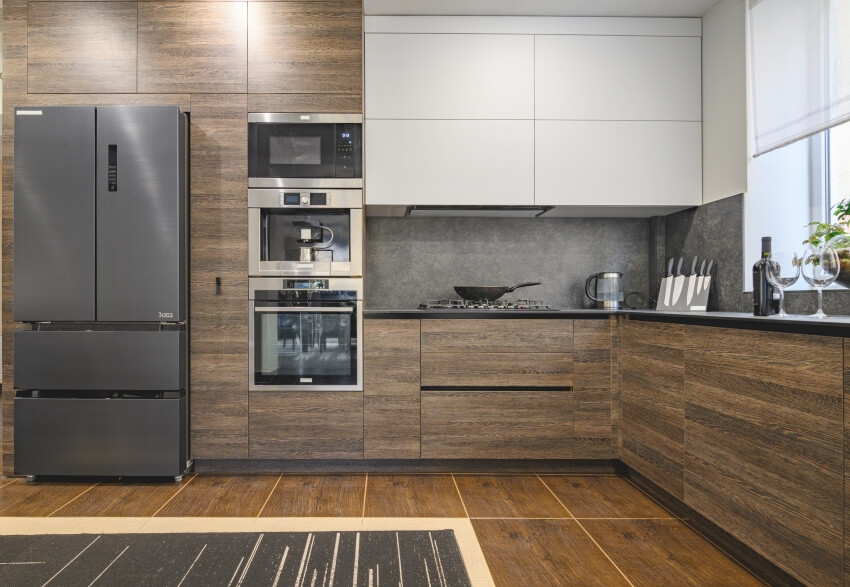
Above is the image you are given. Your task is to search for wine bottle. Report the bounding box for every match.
[753,236,780,316]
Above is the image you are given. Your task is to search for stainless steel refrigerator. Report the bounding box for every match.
[12,105,190,479]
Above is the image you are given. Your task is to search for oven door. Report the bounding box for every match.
[248,114,362,188]
[249,301,362,391]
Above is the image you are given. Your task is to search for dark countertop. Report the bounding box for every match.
[364,308,850,337]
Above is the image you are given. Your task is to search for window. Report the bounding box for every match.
[827,121,850,213]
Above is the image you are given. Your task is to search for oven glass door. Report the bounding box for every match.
[252,301,359,389]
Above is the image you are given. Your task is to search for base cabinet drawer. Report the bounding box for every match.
[248,392,363,459]
[421,390,572,459]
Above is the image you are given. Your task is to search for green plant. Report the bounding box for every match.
[803,198,850,247]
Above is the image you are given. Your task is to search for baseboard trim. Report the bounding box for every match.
[618,463,804,587]
[193,458,619,474]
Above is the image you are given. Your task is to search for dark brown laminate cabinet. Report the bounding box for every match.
[138,3,248,93]
[684,325,843,586]
[844,339,850,586]
[620,320,684,499]
[189,94,249,459]
[363,320,420,459]
[247,1,363,96]
[420,319,574,458]
[27,2,138,94]
[573,319,615,458]
[248,392,363,459]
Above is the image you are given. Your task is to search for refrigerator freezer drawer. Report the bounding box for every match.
[14,330,185,391]
[14,395,187,477]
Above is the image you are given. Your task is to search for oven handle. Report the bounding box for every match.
[254,306,354,313]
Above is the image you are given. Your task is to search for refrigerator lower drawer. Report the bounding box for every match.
[14,330,185,390]
[14,395,187,477]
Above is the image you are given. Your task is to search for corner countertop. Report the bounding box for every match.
[364,308,850,337]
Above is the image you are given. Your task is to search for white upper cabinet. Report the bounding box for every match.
[535,35,702,121]
[535,121,702,206]
[365,33,534,120]
[365,120,534,206]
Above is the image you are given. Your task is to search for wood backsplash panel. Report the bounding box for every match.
[363,320,420,459]
[573,319,613,458]
[189,94,249,459]
[685,325,843,586]
[248,1,362,95]
[620,320,684,499]
[138,3,248,93]
[28,2,137,94]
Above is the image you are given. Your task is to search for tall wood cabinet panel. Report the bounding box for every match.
[620,320,684,499]
[844,339,850,586]
[189,94,249,459]
[684,326,843,586]
[421,391,572,459]
[248,392,364,459]
[535,35,701,121]
[138,3,248,93]
[365,120,534,206]
[27,2,138,94]
[248,1,362,95]
[573,319,613,458]
[365,33,533,119]
[363,320,420,459]
[535,120,702,207]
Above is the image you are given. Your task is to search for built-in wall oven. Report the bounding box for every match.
[248,113,362,188]
[249,277,363,391]
[249,189,363,277]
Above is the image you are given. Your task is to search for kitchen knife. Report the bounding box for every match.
[663,257,675,307]
[696,259,707,294]
[671,257,685,305]
[699,259,714,294]
[686,256,699,304]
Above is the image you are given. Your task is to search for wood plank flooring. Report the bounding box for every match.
[0,473,760,585]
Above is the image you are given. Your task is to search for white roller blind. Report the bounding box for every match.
[749,0,850,156]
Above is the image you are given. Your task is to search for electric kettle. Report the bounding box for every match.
[585,272,624,309]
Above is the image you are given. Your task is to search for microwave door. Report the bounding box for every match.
[251,124,336,179]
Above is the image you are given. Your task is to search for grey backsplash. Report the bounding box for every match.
[365,217,650,309]
[366,195,850,314]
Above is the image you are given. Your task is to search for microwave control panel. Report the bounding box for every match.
[335,124,357,178]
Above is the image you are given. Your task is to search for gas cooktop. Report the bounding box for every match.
[418,299,554,310]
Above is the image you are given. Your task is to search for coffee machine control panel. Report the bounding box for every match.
[279,191,330,207]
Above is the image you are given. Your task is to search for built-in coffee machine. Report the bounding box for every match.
[249,188,363,277]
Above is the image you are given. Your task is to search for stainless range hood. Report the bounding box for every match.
[405,205,552,218]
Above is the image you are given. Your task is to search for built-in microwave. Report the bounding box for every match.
[248,113,363,188]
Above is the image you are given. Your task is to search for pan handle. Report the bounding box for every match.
[507,282,541,292]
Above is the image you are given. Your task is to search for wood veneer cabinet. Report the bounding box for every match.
[248,392,363,459]
[620,320,685,499]
[248,1,363,96]
[573,319,615,458]
[363,320,420,459]
[684,325,843,586]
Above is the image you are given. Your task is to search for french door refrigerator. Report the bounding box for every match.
[12,105,190,479]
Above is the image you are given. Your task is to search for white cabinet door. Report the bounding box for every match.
[535,121,702,206]
[365,33,534,120]
[365,120,534,206]
[535,35,701,121]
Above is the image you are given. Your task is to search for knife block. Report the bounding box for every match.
[656,275,711,311]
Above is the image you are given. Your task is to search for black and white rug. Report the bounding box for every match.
[0,530,472,586]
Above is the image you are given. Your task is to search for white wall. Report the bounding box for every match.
[702,0,747,203]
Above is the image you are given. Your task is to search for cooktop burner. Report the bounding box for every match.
[418,299,553,310]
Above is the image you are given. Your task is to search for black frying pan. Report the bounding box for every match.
[453,282,541,301]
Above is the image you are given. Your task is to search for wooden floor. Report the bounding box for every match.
[0,473,761,586]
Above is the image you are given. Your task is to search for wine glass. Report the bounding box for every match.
[801,245,840,318]
[766,252,801,317]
